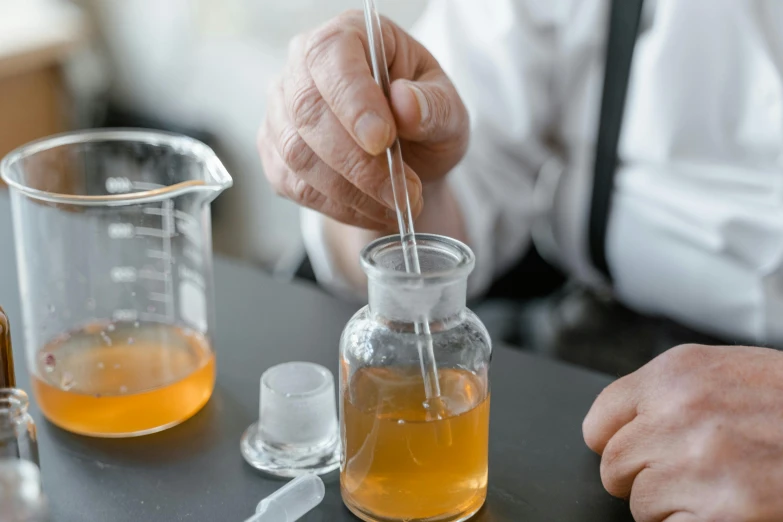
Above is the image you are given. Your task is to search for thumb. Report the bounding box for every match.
[389,74,468,144]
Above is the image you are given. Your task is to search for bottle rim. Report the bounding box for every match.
[0,388,29,419]
[360,234,475,285]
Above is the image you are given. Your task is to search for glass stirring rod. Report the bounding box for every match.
[361,0,446,415]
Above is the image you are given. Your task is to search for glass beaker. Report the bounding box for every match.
[339,235,492,522]
[0,129,232,437]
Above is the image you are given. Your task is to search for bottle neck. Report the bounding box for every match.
[367,278,467,323]
[0,389,28,424]
[360,234,475,324]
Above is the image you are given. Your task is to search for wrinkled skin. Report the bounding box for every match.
[257,10,469,230]
[584,343,783,522]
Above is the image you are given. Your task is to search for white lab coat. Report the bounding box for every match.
[302,0,783,344]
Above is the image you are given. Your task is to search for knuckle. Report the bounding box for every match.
[679,380,708,411]
[342,186,376,213]
[289,82,325,130]
[279,128,316,173]
[289,177,322,207]
[333,10,365,32]
[665,343,709,367]
[651,379,709,428]
[685,422,729,470]
[326,75,357,112]
[343,151,380,189]
[304,23,347,70]
[599,440,627,497]
[341,9,364,22]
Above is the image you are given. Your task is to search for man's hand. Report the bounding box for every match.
[583,343,783,522]
[258,10,469,230]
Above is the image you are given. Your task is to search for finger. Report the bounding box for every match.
[629,468,699,522]
[304,11,395,155]
[284,38,422,214]
[583,372,643,454]
[259,127,390,230]
[599,419,656,499]
[266,80,396,226]
[389,75,468,144]
[391,75,470,182]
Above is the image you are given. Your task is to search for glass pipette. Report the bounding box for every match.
[361,0,446,417]
[242,474,325,522]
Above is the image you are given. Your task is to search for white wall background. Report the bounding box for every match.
[77,0,428,275]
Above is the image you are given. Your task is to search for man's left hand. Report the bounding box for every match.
[583,343,783,521]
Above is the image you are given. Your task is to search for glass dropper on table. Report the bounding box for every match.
[361,0,446,416]
[243,474,325,522]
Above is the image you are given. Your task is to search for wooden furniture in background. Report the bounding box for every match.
[0,0,84,169]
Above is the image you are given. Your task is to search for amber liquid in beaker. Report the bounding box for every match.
[342,367,489,522]
[32,323,214,437]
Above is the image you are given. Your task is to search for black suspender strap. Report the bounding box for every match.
[588,0,645,280]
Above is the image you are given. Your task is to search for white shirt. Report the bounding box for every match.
[302,0,783,344]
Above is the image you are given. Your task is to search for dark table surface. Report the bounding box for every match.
[0,194,633,522]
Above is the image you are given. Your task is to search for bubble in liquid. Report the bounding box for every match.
[131,292,136,297]
[397,419,405,425]
[60,372,75,391]
[127,337,135,345]
[113,363,121,369]
[42,353,56,373]
[97,362,105,369]
[119,385,128,394]
[133,321,140,328]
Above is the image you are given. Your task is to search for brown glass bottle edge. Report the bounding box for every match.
[0,306,16,388]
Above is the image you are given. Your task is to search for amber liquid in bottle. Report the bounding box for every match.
[32,323,214,437]
[341,367,490,522]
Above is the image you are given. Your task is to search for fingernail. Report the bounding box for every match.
[355,111,392,155]
[408,83,429,124]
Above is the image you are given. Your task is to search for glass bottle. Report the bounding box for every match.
[0,389,39,466]
[0,459,49,522]
[0,306,39,466]
[339,234,492,522]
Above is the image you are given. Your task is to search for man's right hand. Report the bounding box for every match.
[258,10,469,230]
